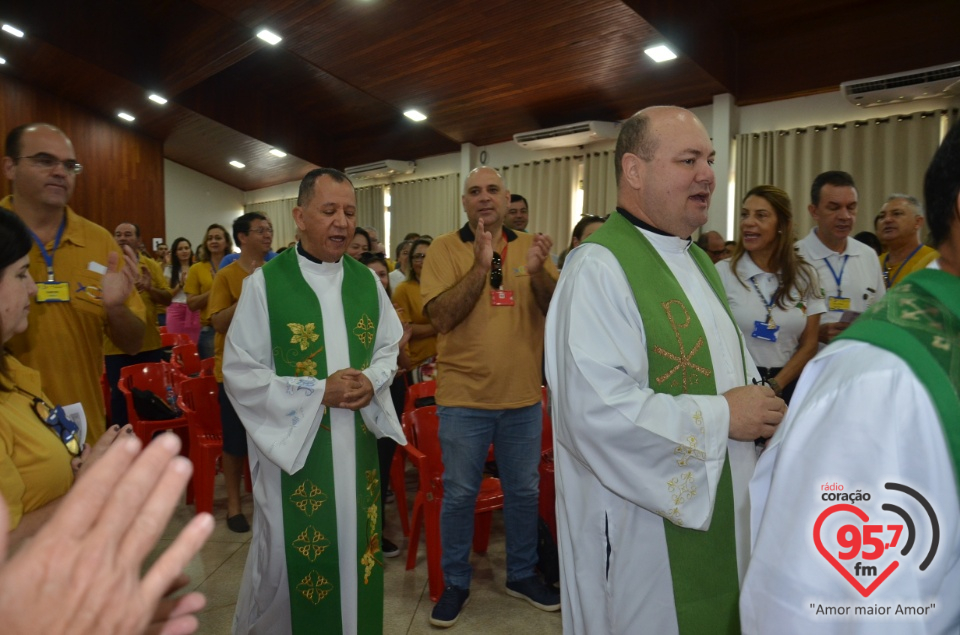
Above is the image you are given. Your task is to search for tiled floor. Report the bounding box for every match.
[152,474,562,634]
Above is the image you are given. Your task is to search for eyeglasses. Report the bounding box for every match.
[490,252,503,289]
[31,398,81,456]
[248,227,274,235]
[17,153,84,175]
[411,253,427,261]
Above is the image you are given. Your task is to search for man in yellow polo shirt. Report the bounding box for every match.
[420,167,560,627]
[104,222,172,425]
[1,123,145,444]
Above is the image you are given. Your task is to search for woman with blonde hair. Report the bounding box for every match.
[716,185,825,403]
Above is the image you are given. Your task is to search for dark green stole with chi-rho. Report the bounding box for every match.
[837,269,960,487]
[263,247,383,634]
[585,211,744,634]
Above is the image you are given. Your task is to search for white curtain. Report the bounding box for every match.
[355,185,386,243]
[583,151,618,217]
[389,174,461,247]
[499,157,578,254]
[245,198,297,249]
[735,111,945,239]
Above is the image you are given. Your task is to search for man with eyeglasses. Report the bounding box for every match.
[420,166,560,627]
[104,222,172,426]
[207,211,273,533]
[696,229,726,263]
[1,123,145,444]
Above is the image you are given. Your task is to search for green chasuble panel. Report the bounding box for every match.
[586,211,745,635]
[838,269,960,489]
[263,248,383,635]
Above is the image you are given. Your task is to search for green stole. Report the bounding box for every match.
[837,269,960,484]
[585,211,744,634]
[263,248,383,635]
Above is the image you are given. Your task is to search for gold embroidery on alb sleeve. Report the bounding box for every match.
[658,411,707,526]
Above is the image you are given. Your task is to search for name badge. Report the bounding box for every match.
[751,320,780,342]
[37,281,70,303]
[490,289,515,306]
[828,296,851,312]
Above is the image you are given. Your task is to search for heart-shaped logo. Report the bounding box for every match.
[813,503,899,597]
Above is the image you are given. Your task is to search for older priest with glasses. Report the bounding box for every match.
[223,168,405,635]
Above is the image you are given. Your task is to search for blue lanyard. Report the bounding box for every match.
[883,244,923,288]
[823,254,849,297]
[26,216,67,282]
[749,276,778,321]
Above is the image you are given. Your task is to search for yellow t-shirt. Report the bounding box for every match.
[184,261,218,325]
[392,279,437,366]
[104,254,169,355]
[2,197,146,444]
[0,356,74,530]
[208,262,253,382]
[879,245,940,288]
[420,225,558,409]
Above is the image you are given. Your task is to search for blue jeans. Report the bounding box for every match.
[438,403,541,588]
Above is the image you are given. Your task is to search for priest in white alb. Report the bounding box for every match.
[223,168,405,635]
[544,106,786,634]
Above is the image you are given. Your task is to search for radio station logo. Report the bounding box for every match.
[814,482,939,598]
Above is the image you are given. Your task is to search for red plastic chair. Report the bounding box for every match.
[403,379,436,414]
[117,362,190,449]
[161,331,190,348]
[403,406,504,602]
[178,376,223,514]
[200,357,215,377]
[171,343,201,376]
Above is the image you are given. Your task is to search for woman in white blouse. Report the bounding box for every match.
[717,185,825,403]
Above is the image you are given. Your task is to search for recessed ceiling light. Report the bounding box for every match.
[2,24,24,38]
[256,29,282,45]
[404,109,427,122]
[229,160,246,169]
[269,148,287,158]
[148,94,168,105]
[0,57,6,65]
[644,45,677,63]
[117,112,135,122]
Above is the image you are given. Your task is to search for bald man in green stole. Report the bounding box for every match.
[224,168,405,635]
[545,107,786,634]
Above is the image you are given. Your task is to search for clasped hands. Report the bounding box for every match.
[322,368,375,410]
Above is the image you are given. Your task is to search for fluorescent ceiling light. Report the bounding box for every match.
[257,29,282,45]
[117,112,135,122]
[644,45,677,63]
[404,109,427,122]
[148,94,168,105]
[269,148,287,158]
[229,160,246,169]
[2,24,24,38]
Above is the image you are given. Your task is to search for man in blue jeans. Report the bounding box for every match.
[420,167,560,627]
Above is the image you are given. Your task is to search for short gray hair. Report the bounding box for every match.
[886,193,923,217]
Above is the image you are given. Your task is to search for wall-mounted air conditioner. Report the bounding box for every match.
[344,160,416,180]
[842,62,960,108]
[514,121,620,150]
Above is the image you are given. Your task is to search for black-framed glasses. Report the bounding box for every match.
[491,252,503,289]
[247,226,273,235]
[17,153,84,175]
[31,398,81,456]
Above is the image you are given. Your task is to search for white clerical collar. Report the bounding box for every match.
[637,225,691,254]
[296,244,343,275]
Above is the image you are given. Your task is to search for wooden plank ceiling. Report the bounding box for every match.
[1,0,958,191]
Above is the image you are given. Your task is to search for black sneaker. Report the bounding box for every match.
[505,575,560,611]
[430,585,470,627]
[382,536,400,558]
[226,513,250,533]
